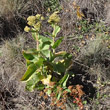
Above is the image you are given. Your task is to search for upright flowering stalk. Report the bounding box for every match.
[24,14,44,50]
[22,12,79,110]
[48,11,60,53]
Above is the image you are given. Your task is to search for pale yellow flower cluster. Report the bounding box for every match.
[27,15,36,22]
[24,12,60,33]
[27,16,36,26]
[48,11,60,24]
[24,14,44,32]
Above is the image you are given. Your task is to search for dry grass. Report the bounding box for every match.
[0,0,45,18]
[60,0,110,37]
[0,0,45,38]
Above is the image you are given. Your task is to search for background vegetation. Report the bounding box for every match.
[0,0,110,110]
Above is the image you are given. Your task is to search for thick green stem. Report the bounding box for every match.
[52,24,56,53]
[36,34,39,50]
[53,37,55,53]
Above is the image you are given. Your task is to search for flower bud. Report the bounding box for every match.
[27,21,35,26]
[48,11,60,24]
[41,16,44,20]
[34,21,41,31]
[27,16,36,22]
[36,14,41,20]
[24,26,30,32]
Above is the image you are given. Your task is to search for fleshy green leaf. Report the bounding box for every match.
[23,50,34,60]
[23,49,40,60]
[63,53,72,68]
[35,84,45,90]
[52,37,64,49]
[62,74,69,87]
[52,25,60,37]
[25,73,40,91]
[43,61,53,71]
[44,32,53,37]
[57,92,62,101]
[26,72,44,91]
[64,89,71,93]
[39,41,51,50]
[50,51,66,61]
[46,89,52,95]
[59,74,69,87]
[41,49,51,58]
[39,35,52,43]
[53,62,65,73]
[35,57,45,67]
[26,59,33,67]
[21,63,37,81]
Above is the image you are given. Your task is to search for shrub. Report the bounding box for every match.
[21,12,84,109]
